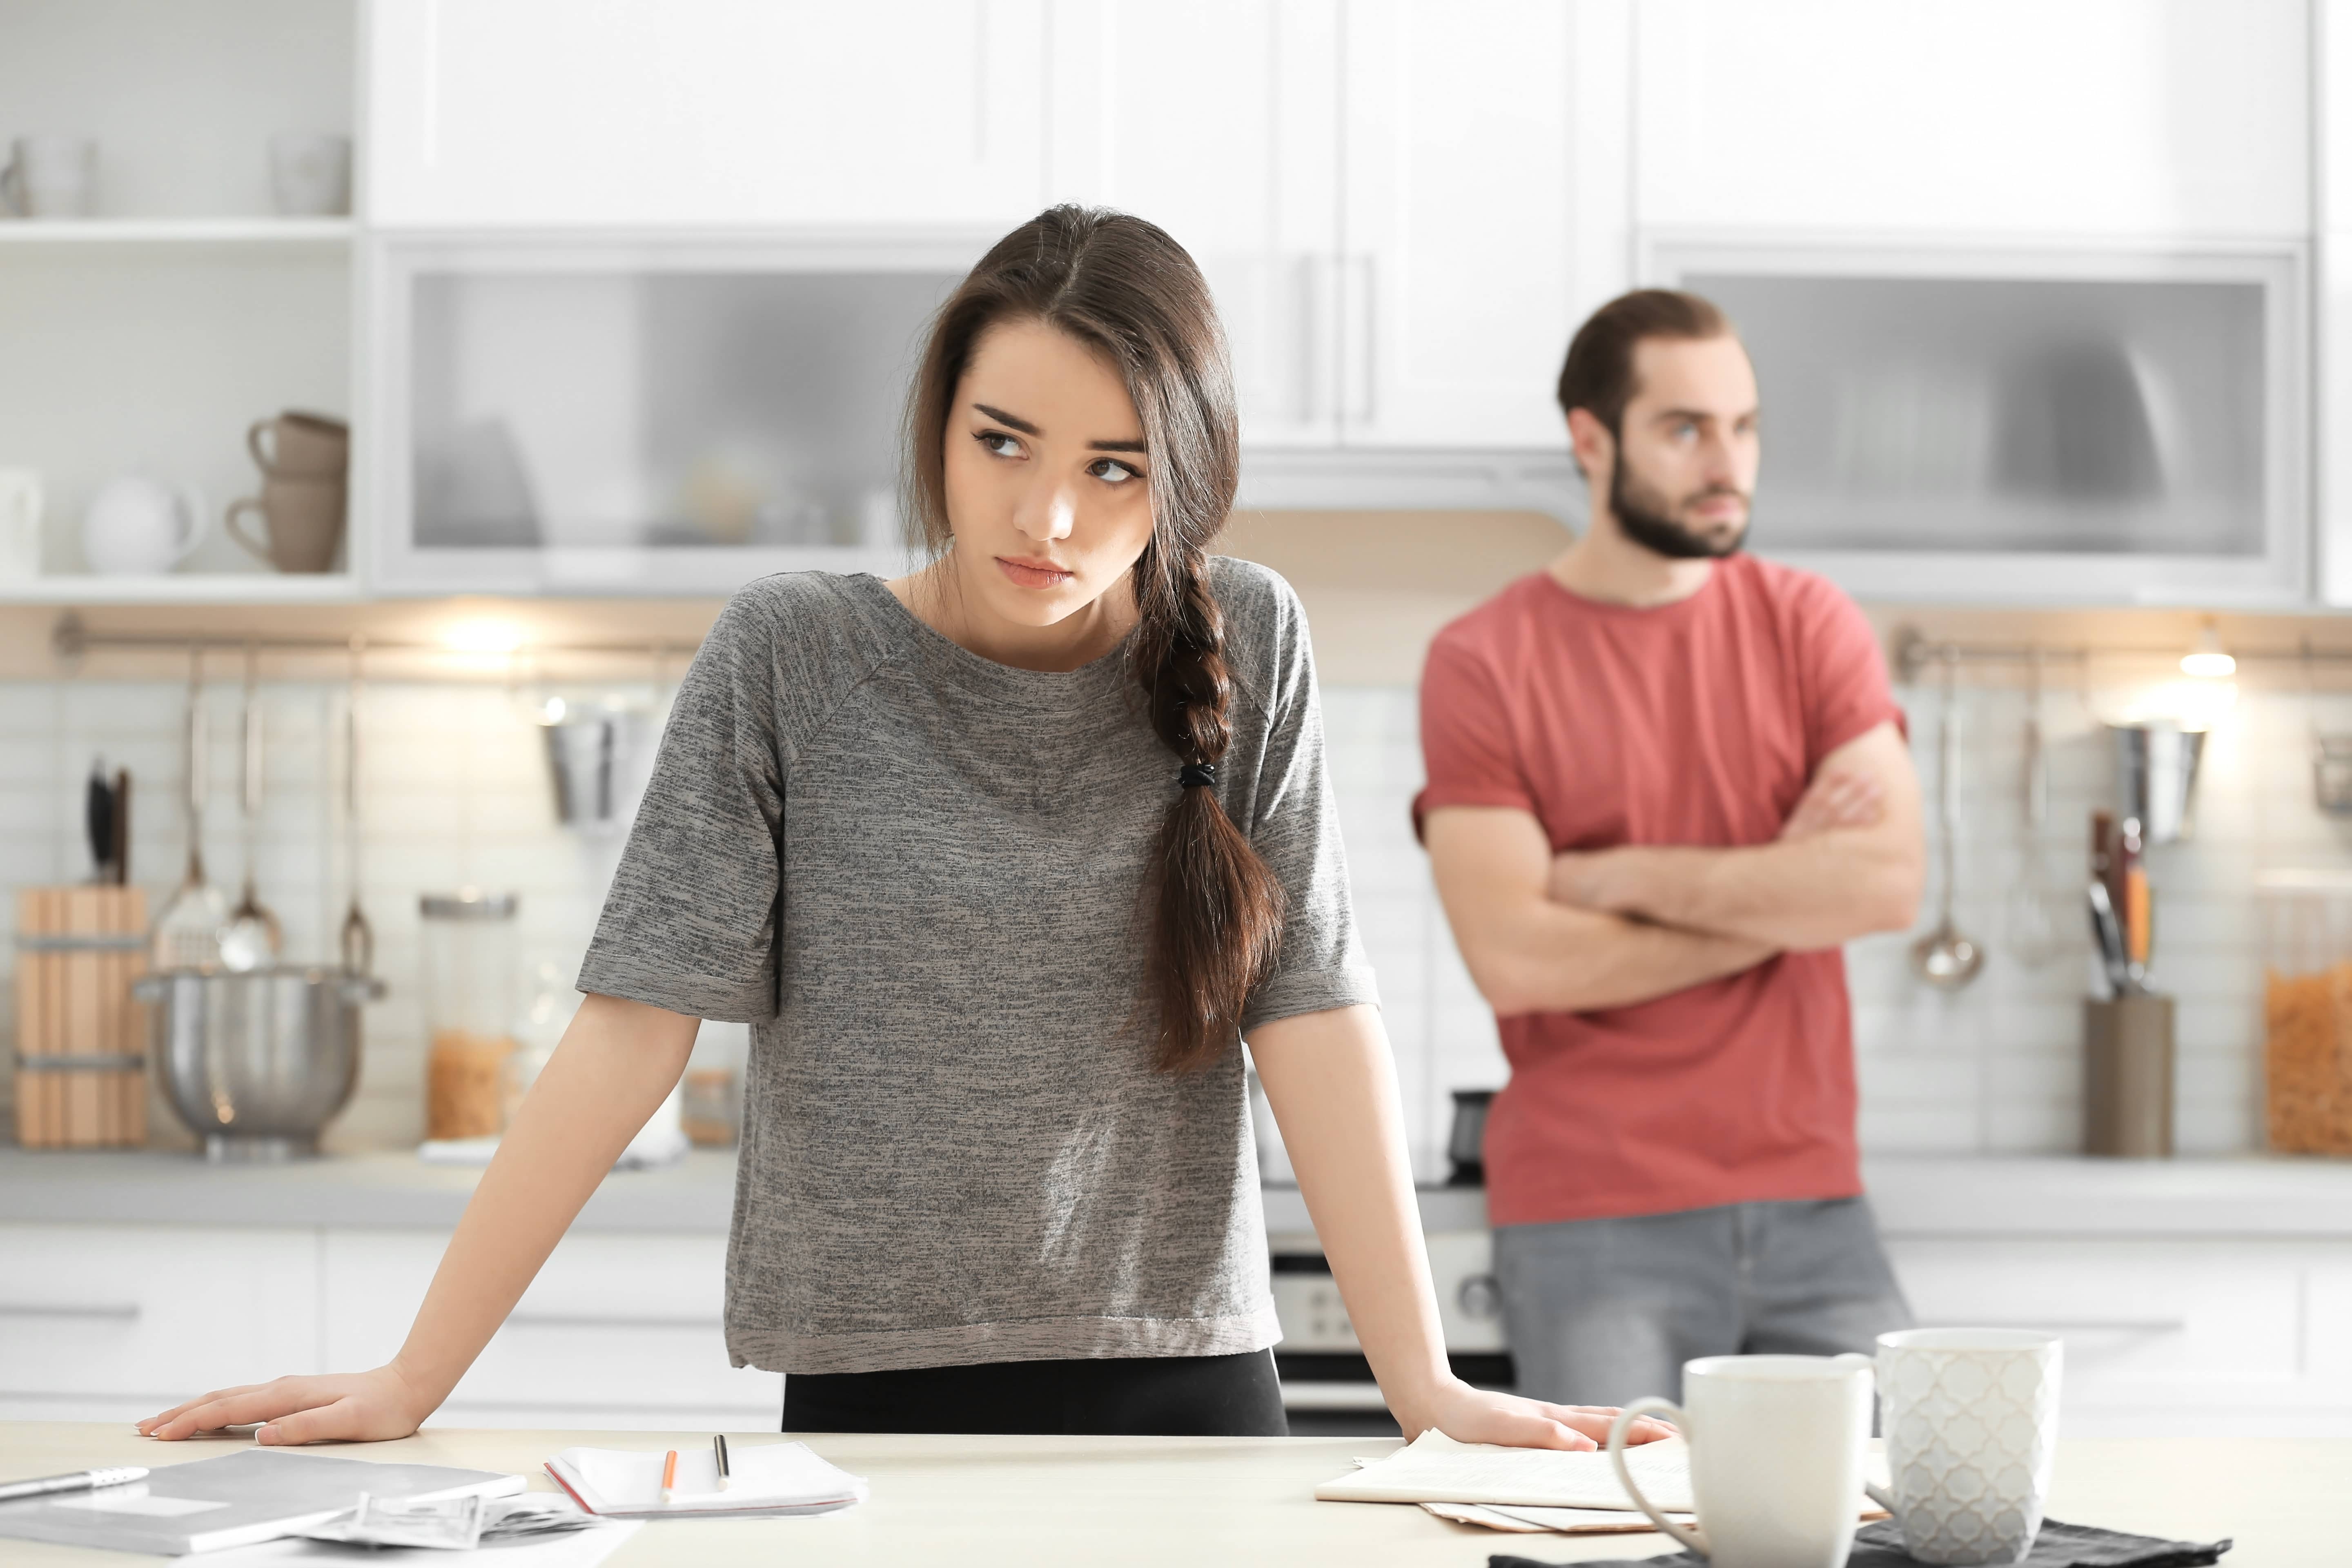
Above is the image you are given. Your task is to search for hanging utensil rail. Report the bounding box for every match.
[49,613,695,673]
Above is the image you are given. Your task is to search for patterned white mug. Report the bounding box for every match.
[1866,1328,2063,1566]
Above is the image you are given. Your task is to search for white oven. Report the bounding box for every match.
[1269,1228,1508,1429]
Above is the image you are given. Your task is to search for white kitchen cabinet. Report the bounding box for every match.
[322,1229,783,1430]
[1050,0,1623,457]
[365,0,1047,228]
[0,1224,320,1421]
[1045,0,1343,449]
[1635,0,2311,241]
[1336,0,1585,449]
[1887,1236,2352,1436]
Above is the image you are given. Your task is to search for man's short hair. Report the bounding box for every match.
[1555,289,1733,435]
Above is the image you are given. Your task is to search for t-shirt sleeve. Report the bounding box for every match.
[576,588,787,1023]
[1793,575,1907,768]
[1235,577,1382,1035]
[1410,629,1534,840]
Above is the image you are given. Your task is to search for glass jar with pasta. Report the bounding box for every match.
[419,889,522,1142]
[2257,870,2352,1156]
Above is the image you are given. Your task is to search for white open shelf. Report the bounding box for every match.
[0,218,354,247]
[0,573,361,606]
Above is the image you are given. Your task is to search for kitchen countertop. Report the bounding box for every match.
[6,1146,2352,1237]
[3,1422,2341,1567]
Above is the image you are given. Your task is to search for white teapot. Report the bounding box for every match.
[84,476,207,575]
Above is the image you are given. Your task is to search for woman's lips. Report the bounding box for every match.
[995,555,1076,589]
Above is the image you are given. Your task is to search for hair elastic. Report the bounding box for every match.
[1178,762,1218,790]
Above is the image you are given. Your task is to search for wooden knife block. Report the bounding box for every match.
[13,886,149,1147]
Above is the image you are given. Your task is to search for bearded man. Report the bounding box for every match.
[1414,289,1928,1406]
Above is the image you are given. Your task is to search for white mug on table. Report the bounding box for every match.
[1871,1328,2062,1566]
[0,469,42,580]
[1606,1332,2064,1568]
[1607,1354,1874,1568]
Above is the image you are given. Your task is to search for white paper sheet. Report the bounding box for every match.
[1317,1430,1696,1511]
[175,1517,639,1568]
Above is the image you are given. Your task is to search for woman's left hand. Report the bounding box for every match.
[1393,1376,1679,1451]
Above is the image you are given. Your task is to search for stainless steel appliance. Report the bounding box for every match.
[1270,1223,1507,1434]
[136,967,383,1160]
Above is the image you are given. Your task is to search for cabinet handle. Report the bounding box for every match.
[0,1302,141,1321]
[1343,254,1376,426]
[505,1312,718,1331]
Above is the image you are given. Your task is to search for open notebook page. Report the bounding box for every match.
[546,1444,865,1516]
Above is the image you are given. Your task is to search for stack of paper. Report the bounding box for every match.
[0,1450,524,1557]
[545,1443,866,1519]
[1318,1431,1696,1512]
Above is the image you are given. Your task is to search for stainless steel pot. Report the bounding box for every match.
[133,966,383,1160]
[1447,1089,1494,1187]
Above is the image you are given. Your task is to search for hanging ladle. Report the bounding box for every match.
[218,644,283,970]
[1911,645,1985,990]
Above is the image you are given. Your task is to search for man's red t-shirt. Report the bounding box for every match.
[1413,555,1903,1228]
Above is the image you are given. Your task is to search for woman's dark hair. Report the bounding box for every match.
[904,204,1285,1074]
[1555,288,1732,437]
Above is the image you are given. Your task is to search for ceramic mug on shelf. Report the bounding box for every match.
[267,132,352,217]
[0,469,43,580]
[83,476,207,576]
[1868,1328,2062,1566]
[247,410,349,481]
[1,135,96,218]
[227,477,345,573]
[1608,1354,1874,1568]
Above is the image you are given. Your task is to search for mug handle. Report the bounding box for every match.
[1609,1399,1707,1558]
[247,418,278,477]
[1830,1351,1898,1512]
[225,496,272,562]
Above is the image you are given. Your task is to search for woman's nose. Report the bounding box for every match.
[1012,475,1077,544]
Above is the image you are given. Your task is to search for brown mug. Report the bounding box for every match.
[227,475,345,573]
[247,411,348,481]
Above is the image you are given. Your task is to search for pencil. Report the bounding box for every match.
[713,1434,731,1492]
[659,1448,678,1506]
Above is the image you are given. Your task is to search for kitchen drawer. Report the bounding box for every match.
[0,1223,319,1402]
[1884,1238,2310,1412]
[323,1229,781,1425]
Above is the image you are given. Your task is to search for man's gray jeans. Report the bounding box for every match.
[1494,1197,1913,1407]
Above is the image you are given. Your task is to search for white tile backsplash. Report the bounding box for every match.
[0,668,2327,1167]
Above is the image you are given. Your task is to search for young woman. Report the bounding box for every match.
[142,207,1674,1448]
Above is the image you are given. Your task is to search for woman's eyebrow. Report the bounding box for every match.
[972,401,1041,435]
[971,401,1145,454]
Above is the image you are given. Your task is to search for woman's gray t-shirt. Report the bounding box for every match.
[576,557,1377,1375]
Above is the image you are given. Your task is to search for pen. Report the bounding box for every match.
[659,1450,678,1506]
[713,1434,731,1493]
[0,1466,148,1503]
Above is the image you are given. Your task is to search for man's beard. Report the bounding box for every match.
[1609,457,1749,561]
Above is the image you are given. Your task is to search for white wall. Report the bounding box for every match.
[0,666,2325,1165]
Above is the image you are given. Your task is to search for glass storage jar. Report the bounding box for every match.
[420,889,521,1140]
[2256,870,2352,1156]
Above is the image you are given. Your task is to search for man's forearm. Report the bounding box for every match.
[1469,900,1774,1016]
[1562,835,1919,952]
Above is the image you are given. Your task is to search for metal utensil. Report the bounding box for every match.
[218,646,283,971]
[2086,879,2141,997]
[2002,651,2065,967]
[151,649,229,969]
[1911,648,1985,991]
[134,964,382,1160]
[339,638,373,975]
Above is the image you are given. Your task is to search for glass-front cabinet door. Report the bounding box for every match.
[365,235,981,594]
[1647,239,2306,606]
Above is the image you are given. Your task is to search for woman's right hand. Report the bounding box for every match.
[137,1363,434,1446]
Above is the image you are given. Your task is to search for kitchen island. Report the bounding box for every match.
[1,1423,2342,1566]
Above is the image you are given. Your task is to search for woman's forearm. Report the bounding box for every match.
[389,993,699,1407]
[1248,1004,1452,1425]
